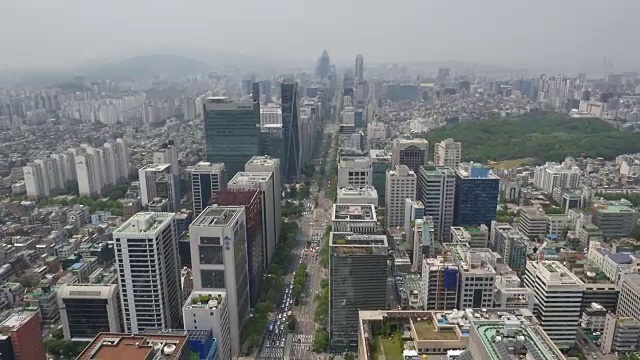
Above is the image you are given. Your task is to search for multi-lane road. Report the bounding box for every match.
[257,123,336,360]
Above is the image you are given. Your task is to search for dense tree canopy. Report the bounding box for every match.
[423,112,640,163]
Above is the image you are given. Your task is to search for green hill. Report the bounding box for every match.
[423,112,640,163]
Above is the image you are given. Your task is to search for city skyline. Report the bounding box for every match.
[1,0,640,72]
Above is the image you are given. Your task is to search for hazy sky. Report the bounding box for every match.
[1,0,639,71]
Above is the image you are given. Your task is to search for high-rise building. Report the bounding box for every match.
[404,199,424,238]
[450,225,489,248]
[490,221,529,272]
[189,205,250,356]
[153,140,179,175]
[417,166,456,243]
[228,172,275,272]
[138,163,180,212]
[336,187,378,207]
[23,160,49,199]
[434,138,462,168]
[391,138,428,173]
[75,146,107,197]
[281,81,301,182]
[113,212,183,334]
[260,124,284,164]
[245,156,282,242]
[329,232,388,351]
[259,103,282,127]
[76,332,191,360]
[103,138,130,183]
[523,260,584,348]
[355,54,364,83]
[454,164,499,227]
[0,309,46,360]
[183,290,231,360]
[421,256,459,310]
[445,243,497,309]
[369,150,391,206]
[211,190,263,308]
[190,162,226,217]
[337,156,373,188]
[518,206,549,240]
[182,97,196,121]
[533,161,581,193]
[57,283,121,341]
[316,50,331,80]
[204,97,261,177]
[258,80,272,105]
[385,165,417,230]
[617,274,640,323]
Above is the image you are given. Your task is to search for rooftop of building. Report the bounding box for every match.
[337,187,378,196]
[457,163,498,179]
[229,171,272,184]
[246,155,280,166]
[330,232,388,254]
[0,309,39,334]
[447,244,498,274]
[369,149,391,160]
[332,204,377,221]
[76,333,188,360]
[183,290,225,310]
[192,161,225,172]
[139,163,171,172]
[388,164,416,177]
[594,204,638,214]
[420,166,455,176]
[57,282,119,299]
[114,212,174,235]
[394,138,428,145]
[191,206,242,228]
[339,156,371,165]
[521,206,547,219]
[531,260,584,285]
[475,319,565,360]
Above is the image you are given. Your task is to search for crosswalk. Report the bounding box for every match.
[259,346,283,359]
[293,334,314,344]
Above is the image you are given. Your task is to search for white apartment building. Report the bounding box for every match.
[57,283,121,341]
[189,206,250,356]
[615,274,640,324]
[332,204,378,234]
[183,290,232,360]
[533,161,581,193]
[337,187,378,207]
[74,139,128,197]
[434,138,462,168]
[190,162,227,217]
[139,163,180,211]
[523,260,584,348]
[587,241,640,285]
[113,212,183,334]
[385,165,417,230]
[228,171,276,268]
[245,156,282,243]
[23,160,50,199]
[518,206,548,240]
[338,156,373,188]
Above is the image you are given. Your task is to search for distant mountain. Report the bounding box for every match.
[76,54,213,81]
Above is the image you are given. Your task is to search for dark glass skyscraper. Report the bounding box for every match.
[204,97,261,177]
[316,50,331,80]
[281,81,300,182]
[454,165,500,227]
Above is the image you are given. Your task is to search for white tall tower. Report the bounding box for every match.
[434,138,462,168]
[245,156,282,243]
[190,206,250,357]
[385,165,417,230]
[113,212,183,334]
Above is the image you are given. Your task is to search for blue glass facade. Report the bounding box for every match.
[454,171,499,227]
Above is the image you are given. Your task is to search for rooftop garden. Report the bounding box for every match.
[413,318,458,341]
